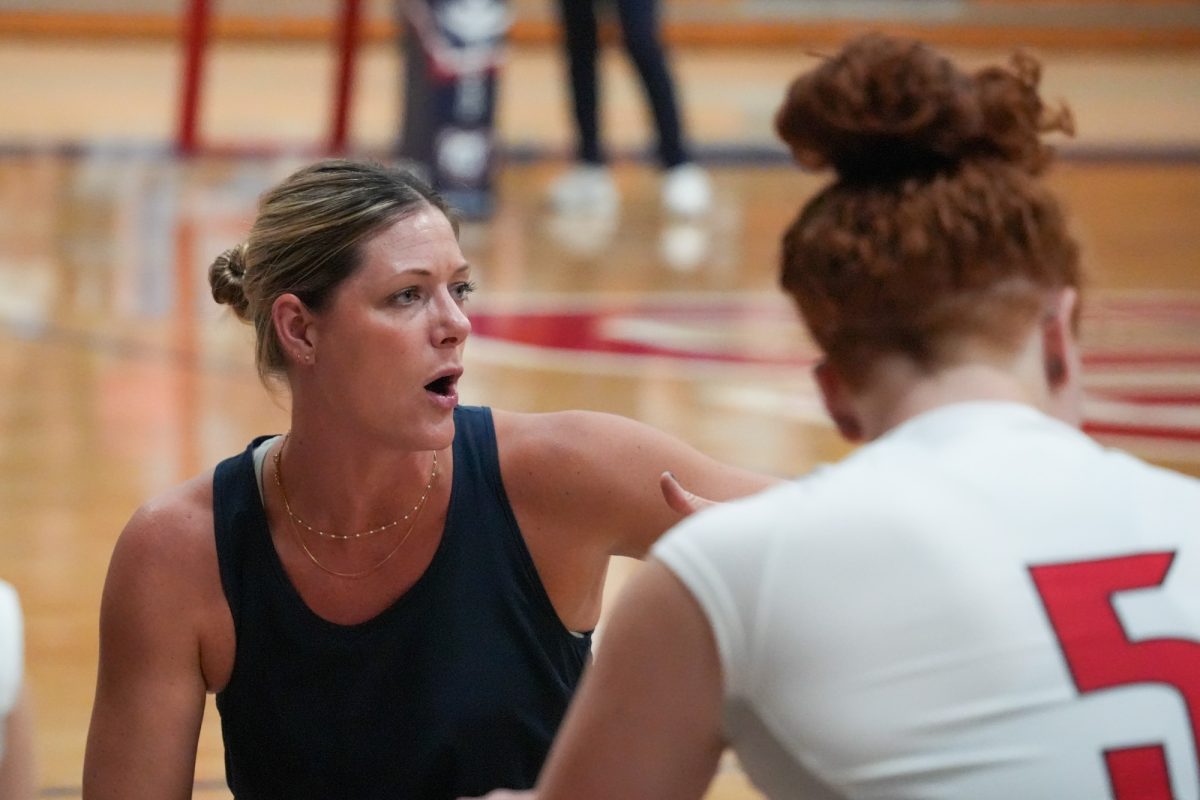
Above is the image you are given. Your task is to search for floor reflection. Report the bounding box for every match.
[0,147,1198,796]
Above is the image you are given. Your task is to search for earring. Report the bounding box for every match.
[1045,355,1065,385]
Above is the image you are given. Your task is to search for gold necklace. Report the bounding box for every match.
[273,435,437,540]
[286,497,429,580]
[272,439,439,580]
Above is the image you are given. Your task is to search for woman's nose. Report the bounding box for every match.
[435,291,471,345]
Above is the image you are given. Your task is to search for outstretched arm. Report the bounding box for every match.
[499,410,776,560]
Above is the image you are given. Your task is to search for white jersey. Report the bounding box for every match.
[0,581,23,760]
[653,402,1200,799]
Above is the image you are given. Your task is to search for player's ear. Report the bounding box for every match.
[1041,287,1083,426]
[814,360,864,442]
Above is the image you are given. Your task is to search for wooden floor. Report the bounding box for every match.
[0,29,1198,799]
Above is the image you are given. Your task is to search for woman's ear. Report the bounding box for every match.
[272,293,316,366]
[1041,287,1083,425]
[814,360,864,442]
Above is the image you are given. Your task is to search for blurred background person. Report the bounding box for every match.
[396,0,511,220]
[546,0,712,217]
[0,581,34,800]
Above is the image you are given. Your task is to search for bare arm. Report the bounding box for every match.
[538,558,725,798]
[499,410,777,559]
[0,687,35,800]
[83,501,212,800]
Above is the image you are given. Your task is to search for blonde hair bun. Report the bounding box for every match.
[209,242,251,321]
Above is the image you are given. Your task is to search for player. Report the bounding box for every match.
[475,32,1200,800]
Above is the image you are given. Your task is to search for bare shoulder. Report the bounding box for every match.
[103,470,224,634]
[490,408,775,559]
[490,408,666,497]
[113,471,216,573]
[490,407,662,520]
[491,408,664,470]
[491,407,770,495]
[102,468,233,687]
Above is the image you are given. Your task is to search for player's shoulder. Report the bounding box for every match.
[658,477,810,561]
[1097,446,1200,525]
[664,439,937,561]
[0,580,17,613]
[0,578,20,715]
[1101,444,1200,490]
[0,579,19,651]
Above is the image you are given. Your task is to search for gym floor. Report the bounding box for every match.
[1,13,1198,797]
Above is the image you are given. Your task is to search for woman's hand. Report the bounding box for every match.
[659,471,718,517]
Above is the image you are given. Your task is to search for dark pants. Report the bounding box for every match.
[555,0,689,168]
[396,0,508,219]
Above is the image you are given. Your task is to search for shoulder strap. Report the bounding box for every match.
[212,437,275,633]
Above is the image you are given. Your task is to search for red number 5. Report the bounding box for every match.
[1030,552,1199,799]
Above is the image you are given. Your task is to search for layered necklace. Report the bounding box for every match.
[272,435,438,579]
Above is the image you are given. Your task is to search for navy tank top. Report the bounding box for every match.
[212,406,592,799]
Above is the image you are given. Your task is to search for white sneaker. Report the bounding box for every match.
[661,163,712,217]
[545,209,620,257]
[548,164,619,214]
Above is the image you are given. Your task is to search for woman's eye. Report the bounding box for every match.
[454,281,478,302]
[393,288,420,305]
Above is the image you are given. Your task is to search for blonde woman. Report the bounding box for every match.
[82,160,773,799]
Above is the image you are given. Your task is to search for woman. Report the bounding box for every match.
[81,160,773,799]
[482,33,1200,798]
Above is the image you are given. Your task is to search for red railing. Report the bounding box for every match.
[176,0,363,155]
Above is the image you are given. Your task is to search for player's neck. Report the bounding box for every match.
[863,363,1037,439]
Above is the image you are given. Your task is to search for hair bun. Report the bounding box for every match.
[209,242,251,320]
[775,33,1071,180]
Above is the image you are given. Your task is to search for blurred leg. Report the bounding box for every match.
[614,0,709,215]
[557,0,605,164]
[613,0,687,168]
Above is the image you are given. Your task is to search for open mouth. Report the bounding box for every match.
[425,375,458,397]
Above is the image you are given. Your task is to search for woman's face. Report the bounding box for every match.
[304,206,473,450]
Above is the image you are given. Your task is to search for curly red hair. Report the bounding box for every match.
[776,33,1081,386]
